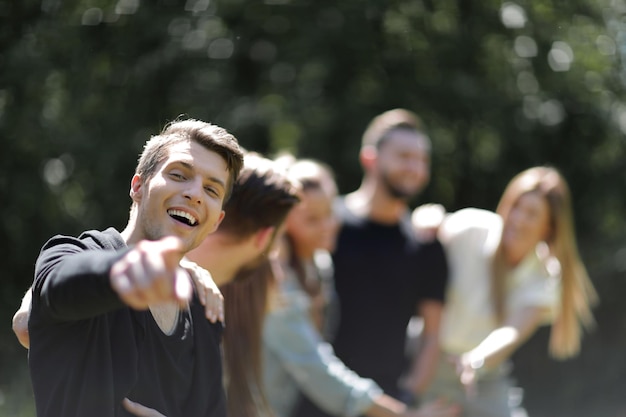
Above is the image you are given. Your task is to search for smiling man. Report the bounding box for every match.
[27,119,244,417]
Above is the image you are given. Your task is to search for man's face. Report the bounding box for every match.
[375,130,431,200]
[131,140,228,252]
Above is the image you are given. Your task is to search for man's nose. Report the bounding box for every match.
[183,178,203,204]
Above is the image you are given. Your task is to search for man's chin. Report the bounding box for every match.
[387,187,420,201]
[160,232,193,253]
[165,225,204,248]
[380,174,424,200]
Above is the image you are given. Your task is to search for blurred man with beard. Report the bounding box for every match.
[297,109,449,417]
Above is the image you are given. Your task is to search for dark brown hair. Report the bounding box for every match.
[218,153,299,417]
[221,260,276,417]
[361,108,426,149]
[136,118,244,202]
[218,152,300,239]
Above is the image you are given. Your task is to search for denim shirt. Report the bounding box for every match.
[262,253,382,417]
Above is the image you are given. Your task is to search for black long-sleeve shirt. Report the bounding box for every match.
[28,228,226,417]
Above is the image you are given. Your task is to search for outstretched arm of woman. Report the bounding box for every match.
[368,397,458,417]
[456,305,549,390]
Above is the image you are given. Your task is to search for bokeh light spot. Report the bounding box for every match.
[500,2,527,29]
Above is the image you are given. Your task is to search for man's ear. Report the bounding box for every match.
[130,174,144,203]
[255,226,276,252]
[359,145,377,170]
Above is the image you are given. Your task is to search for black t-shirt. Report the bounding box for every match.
[28,228,226,417]
[330,203,448,394]
[127,305,195,416]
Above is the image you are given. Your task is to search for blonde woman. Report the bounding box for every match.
[410,166,598,417]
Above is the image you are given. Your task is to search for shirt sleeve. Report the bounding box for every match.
[263,294,382,417]
[32,234,128,323]
[416,239,449,303]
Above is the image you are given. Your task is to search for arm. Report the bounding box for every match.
[265,302,456,417]
[264,299,383,416]
[411,204,446,243]
[34,235,190,322]
[12,289,32,348]
[405,237,449,398]
[367,395,458,417]
[33,236,129,322]
[265,295,428,417]
[457,305,548,388]
[404,300,444,397]
[15,254,210,347]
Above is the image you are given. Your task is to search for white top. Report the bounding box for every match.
[438,208,561,354]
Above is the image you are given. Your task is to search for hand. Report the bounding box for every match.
[400,373,423,399]
[12,289,33,349]
[411,204,446,242]
[180,258,224,324]
[110,236,192,310]
[408,399,460,417]
[453,353,482,398]
[12,308,30,349]
[122,398,167,417]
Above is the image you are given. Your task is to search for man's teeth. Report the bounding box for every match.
[167,209,197,225]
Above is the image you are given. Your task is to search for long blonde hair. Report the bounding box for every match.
[492,166,598,359]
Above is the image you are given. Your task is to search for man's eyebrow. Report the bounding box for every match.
[206,176,226,190]
[177,161,226,190]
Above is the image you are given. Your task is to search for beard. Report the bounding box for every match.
[379,170,422,201]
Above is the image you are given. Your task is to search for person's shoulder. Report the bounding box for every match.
[333,195,350,220]
[443,208,500,234]
[39,228,126,259]
[449,207,498,222]
[334,194,368,227]
[77,227,126,250]
[437,208,502,251]
[265,261,312,313]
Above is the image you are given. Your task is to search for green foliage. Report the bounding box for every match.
[1,0,625,415]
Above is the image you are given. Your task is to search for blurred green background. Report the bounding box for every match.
[1,0,625,416]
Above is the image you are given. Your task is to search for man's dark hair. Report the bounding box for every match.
[136,118,244,202]
[218,152,300,239]
[361,108,426,149]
